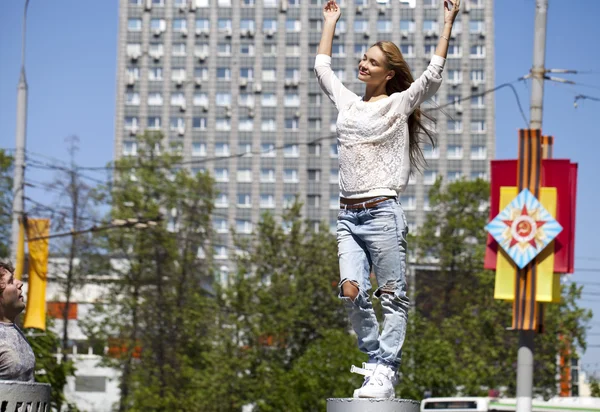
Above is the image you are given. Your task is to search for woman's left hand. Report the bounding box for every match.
[443,0,460,25]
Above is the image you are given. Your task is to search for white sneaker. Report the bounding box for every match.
[350,362,377,398]
[353,364,396,399]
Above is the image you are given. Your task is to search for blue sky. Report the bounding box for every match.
[1,0,600,379]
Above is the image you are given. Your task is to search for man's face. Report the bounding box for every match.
[0,268,25,320]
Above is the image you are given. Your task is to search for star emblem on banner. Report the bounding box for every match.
[485,189,563,269]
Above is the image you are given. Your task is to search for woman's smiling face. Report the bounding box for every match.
[357,46,393,85]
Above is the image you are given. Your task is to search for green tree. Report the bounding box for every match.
[81,131,217,412]
[405,178,591,400]
[0,149,14,258]
[590,377,600,397]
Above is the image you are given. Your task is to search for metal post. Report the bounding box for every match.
[517,1,548,411]
[11,0,30,264]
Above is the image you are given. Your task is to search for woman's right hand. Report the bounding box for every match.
[323,0,341,23]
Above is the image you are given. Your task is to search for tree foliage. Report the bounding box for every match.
[0,149,14,259]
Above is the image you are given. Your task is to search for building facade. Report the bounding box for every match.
[115,0,495,272]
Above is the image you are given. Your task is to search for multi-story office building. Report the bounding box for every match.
[115,0,494,272]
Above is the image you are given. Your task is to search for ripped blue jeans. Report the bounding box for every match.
[337,197,410,371]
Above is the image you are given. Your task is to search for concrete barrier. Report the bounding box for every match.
[0,380,51,412]
[327,398,420,412]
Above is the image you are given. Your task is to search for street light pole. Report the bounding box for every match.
[11,0,30,265]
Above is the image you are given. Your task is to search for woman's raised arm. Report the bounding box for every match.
[317,0,341,56]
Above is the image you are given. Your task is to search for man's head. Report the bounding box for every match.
[0,262,25,323]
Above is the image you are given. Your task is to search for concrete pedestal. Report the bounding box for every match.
[327,398,420,412]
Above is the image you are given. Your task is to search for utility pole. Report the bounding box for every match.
[11,0,31,265]
[516,1,548,411]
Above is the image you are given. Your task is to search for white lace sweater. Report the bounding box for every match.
[314,54,446,199]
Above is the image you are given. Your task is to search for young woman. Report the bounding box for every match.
[314,0,460,399]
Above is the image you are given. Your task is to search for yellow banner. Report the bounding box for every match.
[24,218,50,330]
[494,187,560,303]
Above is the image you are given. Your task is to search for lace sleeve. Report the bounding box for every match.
[396,54,446,115]
[314,54,359,111]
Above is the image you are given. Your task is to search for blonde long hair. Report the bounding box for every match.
[374,41,435,172]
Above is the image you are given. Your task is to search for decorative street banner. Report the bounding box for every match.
[486,188,563,269]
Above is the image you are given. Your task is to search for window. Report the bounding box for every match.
[149,43,164,58]
[239,93,255,107]
[285,119,299,131]
[150,19,166,32]
[262,93,277,107]
[470,70,485,84]
[423,144,439,159]
[129,0,142,5]
[307,195,320,208]
[260,169,275,182]
[173,19,187,32]
[240,19,255,32]
[470,45,486,58]
[214,246,228,260]
[470,20,485,33]
[216,93,232,107]
[242,0,255,6]
[127,67,140,80]
[171,68,186,82]
[170,117,185,131]
[214,218,228,233]
[447,170,462,182]
[447,94,461,109]
[335,20,346,34]
[423,0,435,7]
[471,120,486,133]
[447,145,463,159]
[286,19,301,32]
[217,68,231,80]
[471,95,485,107]
[193,117,207,130]
[261,143,275,157]
[471,170,487,180]
[289,0,300,6]
[218,19,232,32]
[424,170,437,185]
[240,68,254,80]
[309,94,321,107]
[263,44,277,56]
[330,144,338,158]
[239,118,254,131]
[309,143,321,156]
[192,142,206,156]
[423,20,438,34]
[284,94,300,107]
[262,69,276,82]
[217,43,232,56]
[236,220,252,234]
[152,0,165,5]
[126,92,140,106]
[283,169,299,183]
[237,169,252,182]
[126,43,142,58]
[307,169,321,182]
[216,118,231,131]
[400,45,414,57]
[330,194,339,210]
[400,20,415,33]
[147,117,161,130]
[330,168,339,184]
[172,43,186,57]
[237,194,251,208]
[263,19,277,31]
[195,67,209,81]
[260,194,275,209]
[240,44,255,56]
[448,70,462,84]
[377,20,392,33]
[214,168,229,182]
[399,0,415,8]
[310,19,322,31]
[469,0,484,9]
[447,120,462,133]
[283,194,296,209]
[332,44,345,57]
[215,143,230,157]
[285,69,300,81]
[193,93,209,107]
[354,43,368,57]
[261,119,277,132]
[196,19,210,31]
[470,145,487,160]
[354,20,368,33]
[425,44,436,57]
[215,194,228,208]
[400,195,416,210]
[264,0,277,6]
[286,44,301,57]
[128,19,142,31]
[171,92,185,106]
[238,143,252,157]
[283,144,299,157]
[309,119,321,131]
[148,92,163,106]
[218,0,232,6]
[424,196,431,211]
[123,141,137,156]
[448,45,461,58]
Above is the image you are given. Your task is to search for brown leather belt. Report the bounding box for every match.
[340,196,396,210]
